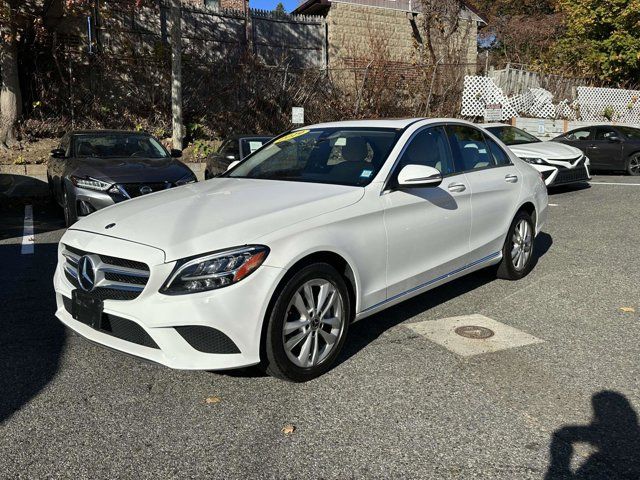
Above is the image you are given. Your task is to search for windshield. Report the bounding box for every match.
[617,126,640,140]
[227,128,401,186]
[486,126,541,145]
[74,133,168,158]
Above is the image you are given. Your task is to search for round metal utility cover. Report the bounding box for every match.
[454,325,494,339]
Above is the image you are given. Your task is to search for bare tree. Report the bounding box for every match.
[0,0,22,149]
[170,0,183,150]
[420,0,469,64]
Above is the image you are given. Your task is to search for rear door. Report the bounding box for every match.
[587,127,624,170]
[383,126,472,298]
[446,124,521,262]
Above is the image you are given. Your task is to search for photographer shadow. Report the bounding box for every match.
[545,391,640,479]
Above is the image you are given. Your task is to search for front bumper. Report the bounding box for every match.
[53,231,284,370]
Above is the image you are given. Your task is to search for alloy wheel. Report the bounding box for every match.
[511,219,533,271]
[282,279,345,368]
[630,156,640,176]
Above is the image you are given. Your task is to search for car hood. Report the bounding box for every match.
[70,178,365,262]
[69,157,192,183]
[508,142,583,162]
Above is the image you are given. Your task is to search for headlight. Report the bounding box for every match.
[175,173,197,185]
[160,245,269,295]
[521,157,547,165]
[70,175,112,191]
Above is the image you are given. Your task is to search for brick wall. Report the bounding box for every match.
[325,2,478,67]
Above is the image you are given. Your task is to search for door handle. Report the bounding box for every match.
[588,144,597,148]
[505,174,519,183]
[447,182,466,193]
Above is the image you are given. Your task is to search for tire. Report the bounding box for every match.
[496,210,535,280]
[626,154,640,176]
[263,263,351,382]
[63,188,77,227]
[47,176,56,203]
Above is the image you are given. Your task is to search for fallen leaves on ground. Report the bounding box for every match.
[205,396,221,404]
[620,307,636,313]
[281,424,296,435]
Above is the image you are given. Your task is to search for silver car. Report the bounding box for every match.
[47,130,196,226]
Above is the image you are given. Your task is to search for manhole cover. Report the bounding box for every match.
[454,325,494,339]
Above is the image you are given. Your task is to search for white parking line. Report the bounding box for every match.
[21,205,34,255]
[590,182,640,186]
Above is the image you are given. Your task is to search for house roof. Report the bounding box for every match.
[293,0,487,24]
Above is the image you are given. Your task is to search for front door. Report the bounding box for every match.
[587,126,624,170]
[383,126,472,299]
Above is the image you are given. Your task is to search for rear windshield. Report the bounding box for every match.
[227,128,401,187]
[73,133,168,158]
[240,137,272,157]
[617,126,640,140]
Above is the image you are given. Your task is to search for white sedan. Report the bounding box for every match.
[483,123,591,187]
[53,119,548,381]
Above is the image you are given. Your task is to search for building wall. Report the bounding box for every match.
[325,2,478,67]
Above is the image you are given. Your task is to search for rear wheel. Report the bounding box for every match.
[626,154,640,176]
[263,263,351,382]
[496,211,535,280]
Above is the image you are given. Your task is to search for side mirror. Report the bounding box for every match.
[50,148,66,159]
[170,149,182,158]
[226,160,240,171]
[397,164,442,188]
[607,135,621,143]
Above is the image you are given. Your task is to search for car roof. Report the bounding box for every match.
[302,118,479,130]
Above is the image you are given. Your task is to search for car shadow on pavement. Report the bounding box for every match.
[0,241,66,424]
[545,391,640,479]
[338,231,553,368]
[548,183,591,195]
[0,200,64,242]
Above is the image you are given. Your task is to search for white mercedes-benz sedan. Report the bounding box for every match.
[54,119,548,381]
[483,123,591,187]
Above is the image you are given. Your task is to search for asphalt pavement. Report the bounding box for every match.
[1,175,639,479]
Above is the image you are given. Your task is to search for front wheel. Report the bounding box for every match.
[626,154,640,176]
[263,263,351,382]
[496,211,535,280]
[63,188,77,227]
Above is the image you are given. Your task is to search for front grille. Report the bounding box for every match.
[62,244,150,301]
[62,296,159,349]
[553,156,584,169]
[553,165,590,185]
[119,182,172,199]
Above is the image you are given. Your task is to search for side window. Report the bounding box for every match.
[60,135,71,157]
[485,136,512,166]
[594,127,617,141]
[566,129,591,141]
[446,125,496,171]
[396,127,455,176]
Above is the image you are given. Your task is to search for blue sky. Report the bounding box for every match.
[250,0,299,12]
